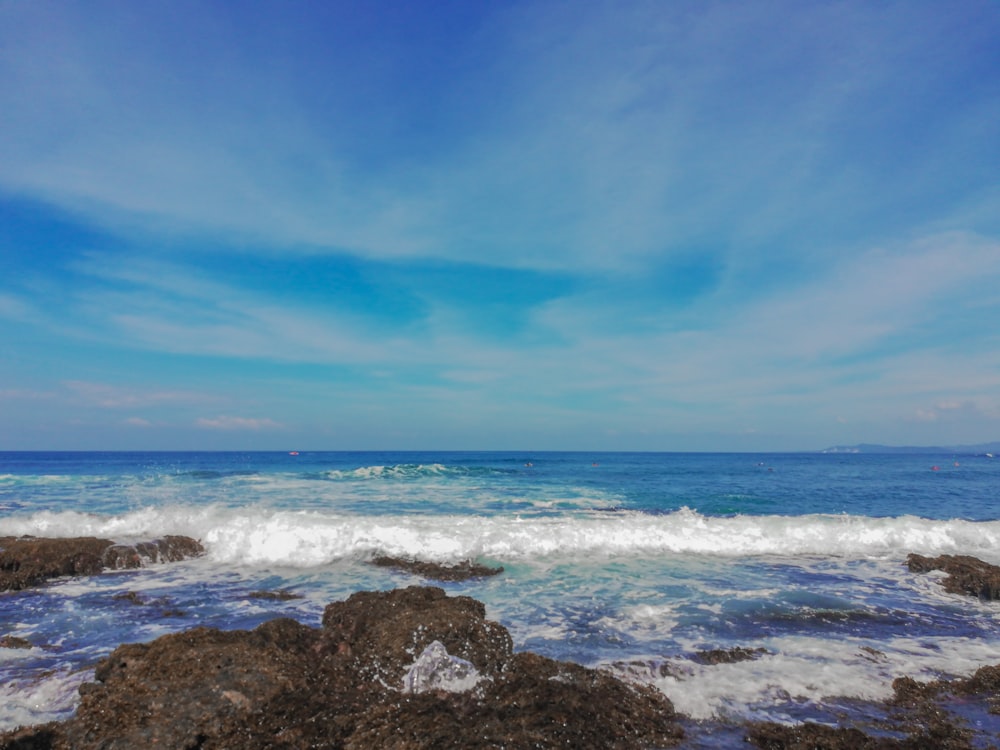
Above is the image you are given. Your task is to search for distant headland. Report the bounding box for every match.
[822,441,1000,455]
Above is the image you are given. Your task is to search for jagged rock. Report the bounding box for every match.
[0,537,110,591]
[371,556,504,581]
[0,586,684,749]
[103,536,205,569]
[320,586,514,680]
[0,536,204,592]
[907,553,1000,599]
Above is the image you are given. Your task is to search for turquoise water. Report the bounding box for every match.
[1,451,999,741]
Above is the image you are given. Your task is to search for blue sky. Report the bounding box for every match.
[1,0,999,451]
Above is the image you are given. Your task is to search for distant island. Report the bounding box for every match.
[822,442,1000,455]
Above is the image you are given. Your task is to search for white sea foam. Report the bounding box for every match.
[321,463,454,480]
[2,506,999,567]
[402,640,482,694]
[0,669,89,728]
[615,633,1000,722]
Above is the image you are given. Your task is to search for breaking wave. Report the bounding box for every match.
[2,507,999,568]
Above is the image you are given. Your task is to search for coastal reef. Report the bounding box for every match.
[907,553,1000,600]
[1,586,683,749]
[0,535,204,592]
[371,555,505,581]
[4,552,1000,747]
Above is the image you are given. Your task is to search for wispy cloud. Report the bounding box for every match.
[63,381,216,409]
[2,3,995,273]
[0,1,998,449]
[195,416,283,431]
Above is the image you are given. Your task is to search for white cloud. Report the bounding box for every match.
[195,415,282,431]
[63,381,215,409]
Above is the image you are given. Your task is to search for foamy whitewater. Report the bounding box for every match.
[2,451,999,743]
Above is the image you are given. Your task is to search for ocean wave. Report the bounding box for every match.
[2,507,999,568]
[321,463,474,481]
[0,474,85,485]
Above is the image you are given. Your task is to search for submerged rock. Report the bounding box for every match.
[746,667,995,749]
[0,586,683,749]
[371,555,504,581]
[248,589,302,601]
[907,553,1000,599]
[0,635,32,649]
[0,536,204,592]
[691,646,768,665]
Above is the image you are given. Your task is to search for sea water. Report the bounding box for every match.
[1,451,998,743]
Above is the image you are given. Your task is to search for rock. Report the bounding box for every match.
[0,536,204,592]
[954,664,1000,696]
[0,586,684,749]
[691,646,768,665]
[371,555,504,581]
[745,721,883,749]
[0,537,110,591]
[0,635,32,649]
[103,535,204,569]
[906,553,1000,599]
[111,591,146,605]
[320,586,514,680]
[248,589,302,601]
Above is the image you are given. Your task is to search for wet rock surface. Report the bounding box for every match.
[745,665,1000,750]
[371,555,505,581]
[248,589,303,601]
[907,553,1000,599]
[0,635,32,649]
[691,646,768,665]
[0,536,204,592]
[6,554,1000,749]
[0,586,684,749]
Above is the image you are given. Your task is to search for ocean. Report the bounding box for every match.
[1,450,999,745]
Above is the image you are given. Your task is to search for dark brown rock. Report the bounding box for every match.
[746,721,887,749]
[0,536,204,592]
[0,586,684,749]
[746,717,974,750]
[954,664,1000,696]
[371,556,504,581]
[0,537,113,591]
[0,635,32,649]
[691,646,768,665]
[320,586,514,682]
[906,553,1000,599]
[248,589,302,601]
[103,535,206,569]
[111,591,146,605]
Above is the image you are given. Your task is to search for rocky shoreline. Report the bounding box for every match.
[1,538,999,748]
[0,535,205,592]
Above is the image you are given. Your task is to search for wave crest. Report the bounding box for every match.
[2,507,999,569]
